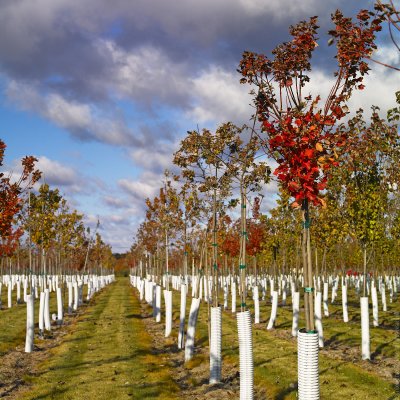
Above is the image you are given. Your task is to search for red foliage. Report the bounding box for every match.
[239,11,383,207]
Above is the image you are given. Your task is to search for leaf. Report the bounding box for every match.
[315,143,323,152]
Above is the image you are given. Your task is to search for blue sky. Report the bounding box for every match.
[0,0,398,252]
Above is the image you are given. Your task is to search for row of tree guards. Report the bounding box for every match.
[130,267,398,397]
[0,272,114,353]
[130,8,399,400]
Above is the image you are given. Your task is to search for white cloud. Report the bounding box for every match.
[188,66,253,124]
[6,80,136,146]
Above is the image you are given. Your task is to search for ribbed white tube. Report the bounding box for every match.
[292,291,300,337]
[44,289,51,331]
[360,297,370,360]
[322,282,329,317]
[342,285,349,323]
[56,287,63,325]
[371,285,379,327]
[185,297,201,362]
[178,284,187,349]
[253,286,260,324]
[25,294,34,353]
[164,290,172,337]
[298,330,320,400]
[232,281,237,313]
[267,291,278,330]
[314,292,324,348]
[210,306,222,384]
[237,310,254,400]
[155,285,161,323]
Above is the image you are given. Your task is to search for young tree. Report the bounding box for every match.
[238,10,383,331]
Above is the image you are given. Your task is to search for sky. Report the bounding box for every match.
[0,0,399,252]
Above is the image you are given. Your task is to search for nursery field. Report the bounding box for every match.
[0,277,398,399]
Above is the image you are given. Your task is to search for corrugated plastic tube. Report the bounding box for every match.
[360,296,370,360]
[209,306,222,384]
[267,291,278,330]
[292,291,300,337]
[178,284,187,349]
[25,294,34,353]
[185,297,201,362]
[237,310,254,400]
[164,290,172,337]
[298,329,320,400]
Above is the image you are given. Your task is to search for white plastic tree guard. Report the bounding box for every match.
[314,292,324,348]
[292,291,300,337]
[237,310,254,400]
[360,296,370,360]
[155,285,162,323]
[7,283,12,308]
[322,282,329,317]
[371,285,379,327]
[164,290,172,337]
[267,290,278,330]
[25,294,34,353]
[68,282,73,313]
[298,329,320,400]
[38,291,45,335]
[56,287,63,325]
[381,284,387,312]
[73,281,79,311]
[209,306,222,384]
[185,297,201,362]
[253,286,260,324]
[232,281,237,313]
[178,284,187,349]
[342,285,349,323]
[44,288,51,331]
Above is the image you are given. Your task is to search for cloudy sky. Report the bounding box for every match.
[0,0,398,252]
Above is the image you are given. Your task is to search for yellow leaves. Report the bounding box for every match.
[319,197,327,208]
[315,142,323,152]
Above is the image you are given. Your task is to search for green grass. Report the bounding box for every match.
[0,278,398,399]
[18,279,179,400]
[165,282,399,399]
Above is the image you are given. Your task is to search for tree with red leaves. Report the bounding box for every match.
[0,140,41,258]
[239,10,383,331]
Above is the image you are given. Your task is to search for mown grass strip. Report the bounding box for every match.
[19,278,179,400]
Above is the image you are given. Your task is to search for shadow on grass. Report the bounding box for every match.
[371,337,397,359]
[275,382,297,400]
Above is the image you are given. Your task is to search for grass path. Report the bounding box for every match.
[17,278,179,400]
